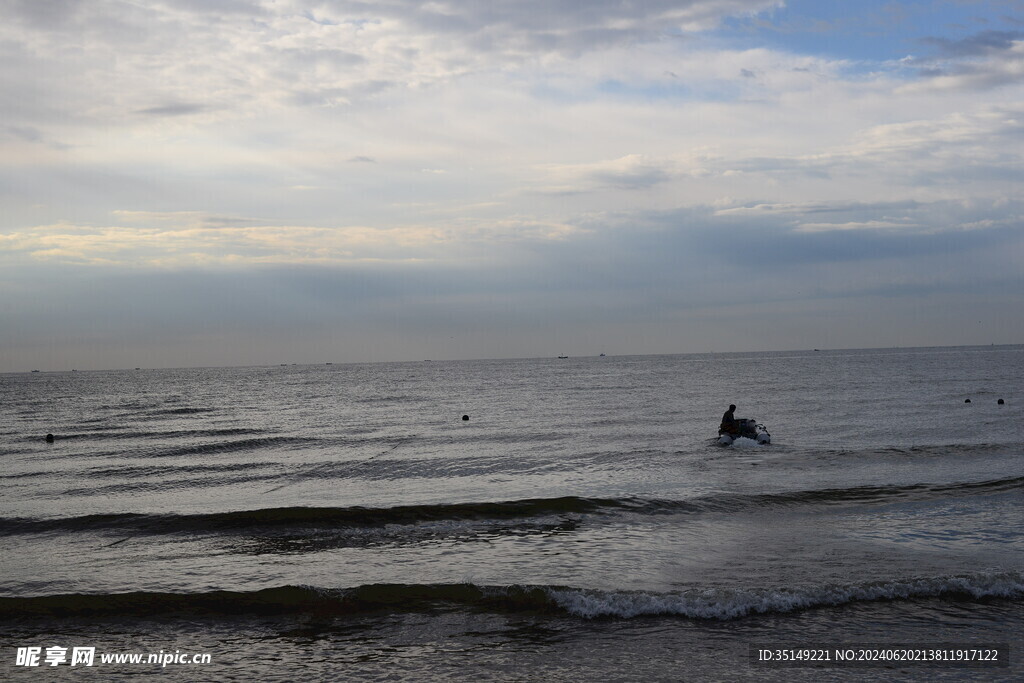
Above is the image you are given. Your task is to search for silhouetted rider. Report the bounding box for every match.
[721,404,738,435]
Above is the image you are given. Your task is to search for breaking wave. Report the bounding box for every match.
[3,572,1020,621]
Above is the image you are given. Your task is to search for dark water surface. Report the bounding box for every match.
[2,347,1021,680]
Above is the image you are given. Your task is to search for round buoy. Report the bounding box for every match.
[998,399,1004,405]
[964,399,971,403]
[45,433,54,443]
[462,415,469,421]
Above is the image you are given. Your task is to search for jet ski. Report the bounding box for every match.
[717,418,771,445]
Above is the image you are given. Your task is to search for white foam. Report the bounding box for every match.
[728,437,762,448]
[545,571,1024,619]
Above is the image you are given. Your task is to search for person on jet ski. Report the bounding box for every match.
[721,404,738,435]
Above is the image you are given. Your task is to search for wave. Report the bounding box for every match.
[822,443,1021,459]
[2,572,1020,621]
[4,475,1021,536]
[51,428,268,442]
[703,475,1024,510]
[0,497,612,536]
[76,461,280,480]
[547,572,1024,619]
[128,436,319,459]
[146,407,218,416]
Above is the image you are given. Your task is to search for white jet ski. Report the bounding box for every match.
[717,418,771,446]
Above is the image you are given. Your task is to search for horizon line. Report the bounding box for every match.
[6,342,1022,375]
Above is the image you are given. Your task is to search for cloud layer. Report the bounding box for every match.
[1,0,1022,370]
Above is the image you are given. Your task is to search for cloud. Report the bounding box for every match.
[539,154,675,193]
[136,103,210,117]
[0,211,586,269]
[713,197,1023,237]
[311,0,784,51]
[922,30,1024,58]
[3,125,43,143]
[695,105,1024,191]
[3,193,1021,369]
[714,200,923,219]
[838,106,1024,186]
[903,29,1024,92]
[0,0,785,133]
[165,0,268,16]
[793,220,916,234]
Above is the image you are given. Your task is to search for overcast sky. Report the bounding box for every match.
[1,0,1022,371]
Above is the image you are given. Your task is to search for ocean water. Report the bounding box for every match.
[1,346,1021,681]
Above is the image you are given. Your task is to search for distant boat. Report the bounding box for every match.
[599,353,606,357]
[557,355,568,359]
[31,369,40,373]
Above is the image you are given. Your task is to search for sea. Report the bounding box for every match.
[1,345,1021,681]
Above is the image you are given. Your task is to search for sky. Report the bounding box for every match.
[1,0,1022,371]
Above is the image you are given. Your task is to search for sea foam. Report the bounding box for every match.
[543,571,1024,619]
